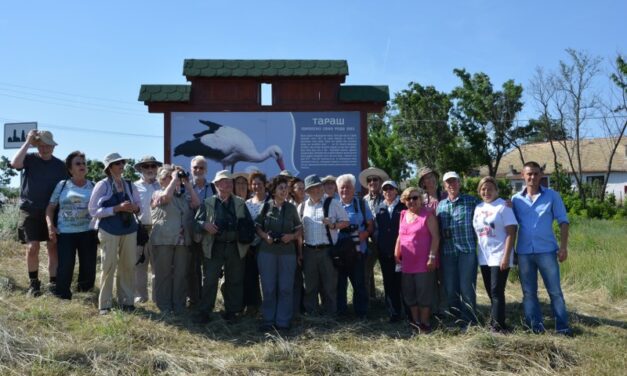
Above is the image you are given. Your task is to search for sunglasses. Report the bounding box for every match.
[73,161,86,166]
[408,196,421,201]
[143,164,158,169]
[113,161,125,166]
[366,176,380,183]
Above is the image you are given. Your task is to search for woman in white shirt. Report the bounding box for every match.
[472,176,517,333]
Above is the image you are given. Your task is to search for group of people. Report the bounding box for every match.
[13,129,573,336]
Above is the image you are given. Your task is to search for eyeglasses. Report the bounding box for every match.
[408,196,421,201]
[73,161,86,166]
[366,176,380,183]
[143,164,158,169]
[113,161,125,166]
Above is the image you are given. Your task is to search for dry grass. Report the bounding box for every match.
[0,218,625,375]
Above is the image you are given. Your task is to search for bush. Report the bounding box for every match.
[0,203,19,241]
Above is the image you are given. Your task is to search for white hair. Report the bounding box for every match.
[157,164,175,182]
[336,174,356,188]
[190,155,206,167]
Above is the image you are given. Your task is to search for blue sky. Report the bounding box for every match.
[1,1,625,185]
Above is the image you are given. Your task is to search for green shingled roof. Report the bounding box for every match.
[183,59,349,78]
[138,85,191,102]
[339,85,389,103]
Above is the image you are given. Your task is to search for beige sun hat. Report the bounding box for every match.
[417,167,439,186]
[103,152,127,172]
[358,167,390,187]
[212,170,233,183]
[232,172,249,181]
[321,175,336,184]
[34,130,57,146]
[134,155,163,171]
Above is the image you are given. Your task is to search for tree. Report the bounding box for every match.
[599,54,627,200]
[450,69,525,177]
[553,49,603,204]
[367,109,410,182]
[0,156,18,186]
[393,83,471,174]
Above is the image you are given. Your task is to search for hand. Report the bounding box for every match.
[47,226,57,243]
[557,247,568,262]
[264,233,274,245]
[426,258,436,271]
[281,233,293,244]
[499,256,510,271]
[26,130,38,146]
[297,252,303,266]
[322,217,333,226]
[170,170,179,180]
[394,254,401,265]
[117,201,135,213]
[504,199,513,208]
[358,230,369,242]
[203,222,219,235]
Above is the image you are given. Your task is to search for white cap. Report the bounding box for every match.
[381,180,398,190]
[442,171,460,182]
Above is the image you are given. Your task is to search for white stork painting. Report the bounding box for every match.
[173,118,287,173]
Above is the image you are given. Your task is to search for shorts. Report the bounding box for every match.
[18,209,49,244]
[402,271,436,308]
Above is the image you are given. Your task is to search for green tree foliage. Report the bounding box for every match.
[451,69,525,177]
[462,176,513,200]
[0,156,18,186]
[86,158,139,182]
[393,83,471,174]
[367,110,410,182]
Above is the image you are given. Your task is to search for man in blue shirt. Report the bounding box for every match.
[512,161,573,336]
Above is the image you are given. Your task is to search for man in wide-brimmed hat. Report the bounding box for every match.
[195,170,253,323]
[132,156,163,304]
[11,130,68,297]
[299,174,349,315]
[358,167,390,300]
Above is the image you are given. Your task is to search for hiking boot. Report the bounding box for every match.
[47,282,57,295]
[27,279,42,297]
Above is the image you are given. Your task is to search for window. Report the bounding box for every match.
[260,83,272,106]
[586,175,605,184]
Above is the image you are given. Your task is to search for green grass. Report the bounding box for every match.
[0,213,625,375]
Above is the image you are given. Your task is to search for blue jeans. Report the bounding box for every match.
[257,251,297,327]
[518,252,570,333]
[337,253,368,317]
[441,251,478,324]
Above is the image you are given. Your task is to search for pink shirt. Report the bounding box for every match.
[398,208,435,273]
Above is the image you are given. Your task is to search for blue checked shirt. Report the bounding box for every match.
[436,193,480,255]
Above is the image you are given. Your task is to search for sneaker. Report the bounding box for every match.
[99,308,111,315]
[418,323,433,334]
[134,297,147,304]
[27,279,42,297]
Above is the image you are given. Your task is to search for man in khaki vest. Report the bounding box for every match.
[194,170,251,323]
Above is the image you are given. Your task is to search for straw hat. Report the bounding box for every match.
[358,167,390,187]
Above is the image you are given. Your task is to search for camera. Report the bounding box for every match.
[340,224,359,234]
[268,231,284,243]
[177,169,189,180]
[120,212,132,228]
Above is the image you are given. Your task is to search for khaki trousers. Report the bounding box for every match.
[303,246,337,315]
[152,245,189,313]
[98,229,136,309]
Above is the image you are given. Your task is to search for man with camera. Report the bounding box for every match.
[194,170,252,322]
[11,130,68,297]
[132,156,162,304]
[436,171,480,328]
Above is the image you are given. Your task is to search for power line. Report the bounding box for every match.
[0,93,146,117]
[0,116,162,139]
[0,82,139,106]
